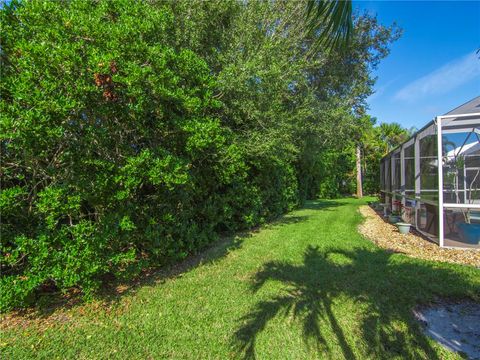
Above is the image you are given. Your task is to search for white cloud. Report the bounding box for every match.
[394,52,480,102]
[368,76,400,101]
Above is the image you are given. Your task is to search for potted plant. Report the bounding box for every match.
[396,222,411,234]
[392,199,402,212]
[388,210,401,224]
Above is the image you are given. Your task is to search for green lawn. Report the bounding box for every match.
[2,198,479,359]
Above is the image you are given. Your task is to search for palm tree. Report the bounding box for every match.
[378,122,409,154]
[305,0,353,48]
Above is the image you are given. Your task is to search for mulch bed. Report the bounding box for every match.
[358,205,480,268]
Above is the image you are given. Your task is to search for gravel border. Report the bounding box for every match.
[358,205,480,268]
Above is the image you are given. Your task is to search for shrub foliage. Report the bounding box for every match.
[0,0,398,310]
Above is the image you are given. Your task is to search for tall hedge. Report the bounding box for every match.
[0,0,398,311]
[1,0,255,310]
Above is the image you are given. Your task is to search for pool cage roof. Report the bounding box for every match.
[380,96,480,249]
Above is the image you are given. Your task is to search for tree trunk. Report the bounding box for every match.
[356,145,363,198]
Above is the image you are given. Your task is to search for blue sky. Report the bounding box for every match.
[354,0,480,130]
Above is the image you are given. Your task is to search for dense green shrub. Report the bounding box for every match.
[0,0,398,311]
[0,0,245,310]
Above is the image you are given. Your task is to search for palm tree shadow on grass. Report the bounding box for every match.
[233,245,479,359]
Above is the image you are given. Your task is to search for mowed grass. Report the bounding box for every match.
[2,198,479,359]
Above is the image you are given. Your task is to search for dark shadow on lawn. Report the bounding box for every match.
[11,199,344,321]
[232,245,479,359]
[301,199,344,211]
[264,200,343,230]
[263,215,311,229]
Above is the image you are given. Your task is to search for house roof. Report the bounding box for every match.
[381,96,480,161]
[446,141,480,158]
[444,96,480,116]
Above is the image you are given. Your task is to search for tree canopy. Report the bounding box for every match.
[0,0,400,310]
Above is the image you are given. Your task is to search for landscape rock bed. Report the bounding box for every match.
[358,205,480,268]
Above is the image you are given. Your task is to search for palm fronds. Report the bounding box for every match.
[306,0,353,49]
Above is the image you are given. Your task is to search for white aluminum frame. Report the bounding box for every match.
[436,116,444,247]
[380,111,480,249]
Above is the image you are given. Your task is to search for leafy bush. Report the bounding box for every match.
[1,0,248,310]
[0,0,398,311]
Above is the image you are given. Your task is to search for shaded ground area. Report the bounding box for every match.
[415,301,480,359]
[359,205,480,268]
[2,198,479,359]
